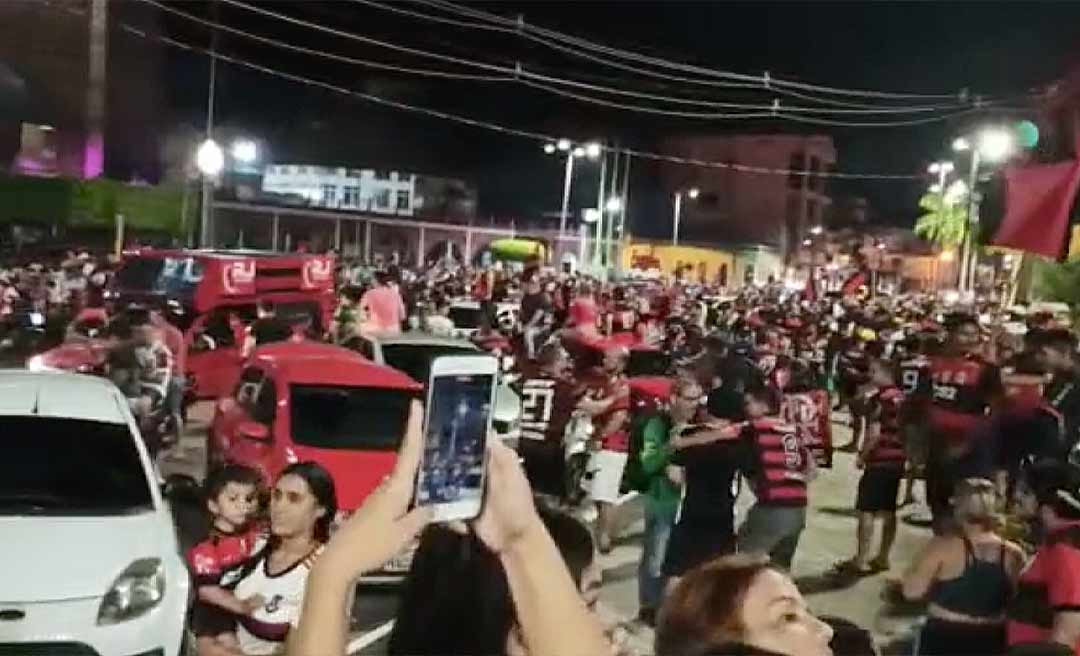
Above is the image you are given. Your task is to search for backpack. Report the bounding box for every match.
[620,411,670,494]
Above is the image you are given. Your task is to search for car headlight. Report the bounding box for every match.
[26,355,49,372]
[97,558,165,625]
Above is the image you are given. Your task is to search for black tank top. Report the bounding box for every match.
[929,536,1012,619]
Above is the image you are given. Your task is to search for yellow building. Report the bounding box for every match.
[621,241,738,286]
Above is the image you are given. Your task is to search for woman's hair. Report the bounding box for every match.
[951,477,999,529]
[388,504,594,656]
[656,554,773,656]
[278,462,337,543]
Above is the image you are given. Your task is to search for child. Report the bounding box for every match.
[835,357,905,576]
[186,465,265,655]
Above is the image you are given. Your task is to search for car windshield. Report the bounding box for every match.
[448,306,483,330]
[0,417,153,515]
[290,385,414,451]
[381,343,477,384]
[627,349,672,377]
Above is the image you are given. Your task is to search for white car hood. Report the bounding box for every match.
[0,511,174,602]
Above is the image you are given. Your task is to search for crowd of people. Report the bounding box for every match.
[8,244,1080,655]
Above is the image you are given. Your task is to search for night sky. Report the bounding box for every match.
[154,1,1080,237]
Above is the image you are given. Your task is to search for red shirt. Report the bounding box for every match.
[593,376,631,452]
[186,524,262,587]
[568,297,599,331]
[1008,525,1080,654]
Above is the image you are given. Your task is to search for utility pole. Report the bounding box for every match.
[592,150,608,275]
[199,1,219,248]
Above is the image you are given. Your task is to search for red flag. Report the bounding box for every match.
[803,273,817,302]
[992,160,1080,259]
[840,270,867,296]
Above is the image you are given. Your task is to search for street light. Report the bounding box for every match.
[545,140,603,236]
[810,225,823,236]
[950,126,1015,291]
[672,187,700,246]
[978,128,1014,162]
[196,138,224,176]
[604,197,622,213]
[230,138,258,164]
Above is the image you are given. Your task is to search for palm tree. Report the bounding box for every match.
[914,191,968,248]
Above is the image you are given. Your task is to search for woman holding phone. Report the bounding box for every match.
[287,401,610,656]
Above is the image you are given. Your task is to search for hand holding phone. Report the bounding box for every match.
[414,355,499,522]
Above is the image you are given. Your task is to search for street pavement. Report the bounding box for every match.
[164,403,930,655]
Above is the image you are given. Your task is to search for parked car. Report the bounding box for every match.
[342,332,521,447]
[207,340,422,580]
[0,370,190,656]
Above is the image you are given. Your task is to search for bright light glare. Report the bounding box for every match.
[802,239,812,246]
[810,225,823,235]
[556,138,571,152]
[687,188,700,199]
[196,139,224,176]
[572,147,586,158]
[583,208,600,223]
[543,143,557,154]
[952,137,971,152]
[231,139,258,164]
[928,160,954,174]
[605,197,622,213]
[940,250,955,262]
[585,142,602,159]
[944,180,968,205]
[978,129,1014,162]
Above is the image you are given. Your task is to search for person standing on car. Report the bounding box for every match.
[520,274,553,361]
[244,299,293,356]
[359,270,406,337]
[518,343,579,500]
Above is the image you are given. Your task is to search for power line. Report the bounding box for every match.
[201,0,1010,124]
[143,0,510,81]
[47,1,926,180]
[405,0,997,102]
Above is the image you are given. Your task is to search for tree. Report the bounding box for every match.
[914,191,968,248]
[1033,257,1080,327]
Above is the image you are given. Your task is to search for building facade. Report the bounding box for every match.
[658,134,836,259]
[261,164,479,221]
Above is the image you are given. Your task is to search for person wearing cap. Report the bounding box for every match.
[1007,460,1080,655]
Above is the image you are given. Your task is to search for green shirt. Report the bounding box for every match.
[639,415,680,518]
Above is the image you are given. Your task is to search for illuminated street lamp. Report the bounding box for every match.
[672,187,700,246]
[544,139,603,236]
[810,225,823,236]
[604,197,622,213]
[230,138,258,164]
[196,138,224,176]
[951,127,1015,291]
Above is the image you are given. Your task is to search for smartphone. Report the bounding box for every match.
[414,355,499,522]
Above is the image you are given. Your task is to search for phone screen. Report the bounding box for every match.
[416,372,495,520]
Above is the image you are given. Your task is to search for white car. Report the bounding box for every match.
[0,371,190,656]
[344,332,522,446]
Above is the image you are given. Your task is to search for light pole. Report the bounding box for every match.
[952,129,1013,292]
[545,140,601,237]
[672,187,699,246]
[196,138,224,247]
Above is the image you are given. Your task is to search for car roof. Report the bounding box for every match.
[252,340,422,390]
[0,370,129,424]
[366,331,480,350]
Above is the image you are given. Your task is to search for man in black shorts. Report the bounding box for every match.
[838,357,905,575]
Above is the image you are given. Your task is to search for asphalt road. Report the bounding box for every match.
[163,403,930,655]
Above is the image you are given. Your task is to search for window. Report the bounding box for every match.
[252,377,277,426]
[373,189,391,209]
[343,336,376,360]
[321,184,337,206]
[808,156,822,192]
[342,186,360,208]
[396,190,411,211]
[788,152,806,190]
[806,199,819,227]
[289,385,414,451]
[374,170,391,180]
[0,417,152,515]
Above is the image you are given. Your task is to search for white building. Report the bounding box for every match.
[261,165,417,216]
